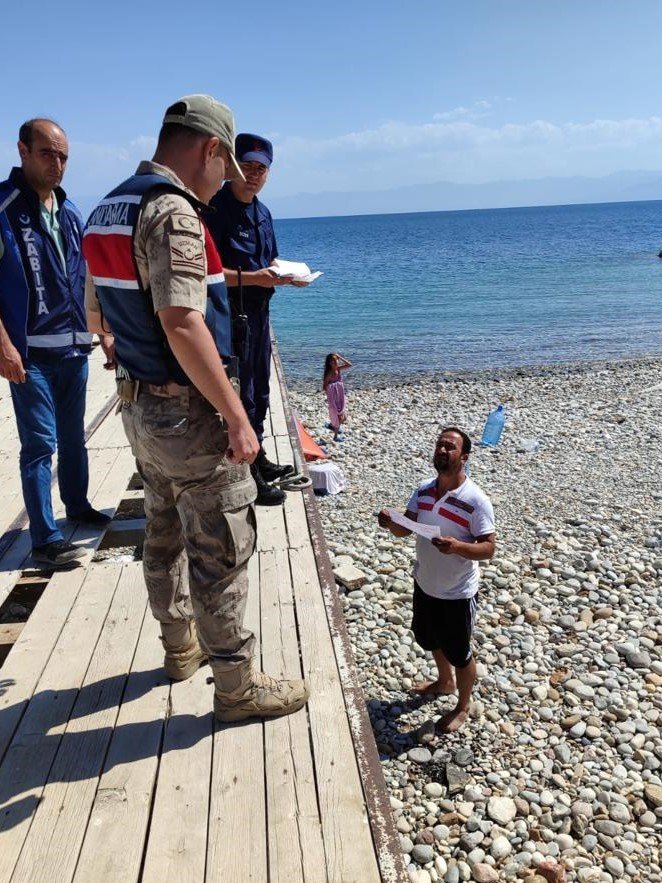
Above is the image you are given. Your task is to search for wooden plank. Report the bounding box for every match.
[85,407,124,450]
[9,563,147,883]
[73,611,170,883]
[0,462,20,487]
[10,573,50,587]
[0,562,123,881]
[269,403,290,439]
[82,349,116,413]
[91,403,130,451]
[261,548,327,883]
[121,489,145,501]
[255,500,287,553]
[0,444,111,581]
[0,405,18,444]
[0,623,24,646]
[140,666,213,883]
[0,443,134,611]
[274,432,293,464]
[289,544,381,883]
[283,492,311,551]
[206,552,267,883]
[0,563,92,766]
[0,444,138,828]
[268,363,289,437]
[262,435,278,463]
[105,517,146,534]
[105,404,131,446]
[0,354,114,519]
[274,433,312,552]
[0,374,121,559]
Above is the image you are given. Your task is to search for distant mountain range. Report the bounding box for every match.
[266,169,662,220]
[75,169,662,222]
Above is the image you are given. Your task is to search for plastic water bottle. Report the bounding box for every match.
[480,404,506,447]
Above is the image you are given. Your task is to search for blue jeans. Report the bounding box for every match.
[10,356,90,547]
[239,305,272,443]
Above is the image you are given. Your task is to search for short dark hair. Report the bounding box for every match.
[157,121,208,150]
[18,118,64,148]
[440,426,472,455]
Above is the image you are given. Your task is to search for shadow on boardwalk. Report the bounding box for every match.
[0,667,242,834]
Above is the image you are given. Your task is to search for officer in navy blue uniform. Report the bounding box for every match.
[208,134,304,505]
[0,118,110,567]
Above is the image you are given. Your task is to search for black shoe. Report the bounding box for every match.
[256,448,294,482]
[32,539,86,568]
[251,464,286,506]
[66,507,112,527]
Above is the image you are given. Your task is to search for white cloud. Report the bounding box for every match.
[433,106,474,122]
[4,114,662,207]
[268,114,662,194]
[433,99,493,122]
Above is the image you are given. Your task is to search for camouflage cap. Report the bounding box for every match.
[163,94,245,181]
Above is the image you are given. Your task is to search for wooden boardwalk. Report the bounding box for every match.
[0,345,406,883]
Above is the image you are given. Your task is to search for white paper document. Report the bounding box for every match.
[270,258,323,284]
[387,509,442,541]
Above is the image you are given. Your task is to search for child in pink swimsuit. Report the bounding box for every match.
[322,353,352,441]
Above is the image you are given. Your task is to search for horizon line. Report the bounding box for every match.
[273,195,662,223]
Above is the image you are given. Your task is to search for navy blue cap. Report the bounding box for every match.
[235,133,273,167]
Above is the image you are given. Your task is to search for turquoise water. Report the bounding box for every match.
[270,200,662,382]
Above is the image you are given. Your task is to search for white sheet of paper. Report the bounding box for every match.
[387,509,441,541]
[270,258,323,284]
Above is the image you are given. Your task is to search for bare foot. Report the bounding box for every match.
[436,707,469,733]
[412,679,456,696]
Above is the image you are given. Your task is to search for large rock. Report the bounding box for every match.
[408,747,432,764]
[537,862,567,883]
[411,843,434,865]
[459,830,483,851]
[471,864,499,883]
[486,796,517,825]
[644,783,662,808]
[445,762,471,795]
[333,564,367,590]
[608,802,630,823]
[490,835,512,859]
[626,650,652,669]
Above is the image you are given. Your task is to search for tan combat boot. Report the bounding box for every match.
[212,661,309,722]
[160,621,207,681]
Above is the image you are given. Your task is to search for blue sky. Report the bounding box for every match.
[3,0,662,214]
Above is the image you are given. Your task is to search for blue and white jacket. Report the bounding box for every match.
[0,167,91,360]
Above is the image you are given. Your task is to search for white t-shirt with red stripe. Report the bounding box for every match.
[406,476,495,599]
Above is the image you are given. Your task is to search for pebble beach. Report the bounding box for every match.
[289,356,662,883]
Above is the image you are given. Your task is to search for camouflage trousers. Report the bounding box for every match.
[122,386,258,669]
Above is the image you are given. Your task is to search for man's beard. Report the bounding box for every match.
[434,455,451,473]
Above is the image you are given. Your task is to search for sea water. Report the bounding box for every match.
[271,200,662,384]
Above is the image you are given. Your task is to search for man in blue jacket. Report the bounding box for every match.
[208,134,303,506]
[0,118,110,567]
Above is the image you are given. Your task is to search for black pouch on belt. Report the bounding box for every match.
[231,266,251,363]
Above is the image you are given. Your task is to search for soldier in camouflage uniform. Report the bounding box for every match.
[84,95,309,722]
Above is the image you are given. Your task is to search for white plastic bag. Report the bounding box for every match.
[308,462,347,495]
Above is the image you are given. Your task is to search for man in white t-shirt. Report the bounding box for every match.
[378,427,496,733]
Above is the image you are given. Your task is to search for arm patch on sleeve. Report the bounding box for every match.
[169,212,202,235]
[165,211,205,277]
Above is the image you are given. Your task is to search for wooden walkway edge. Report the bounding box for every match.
[271,339,407,883]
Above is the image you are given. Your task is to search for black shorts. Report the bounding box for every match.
[411,581,478,668]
